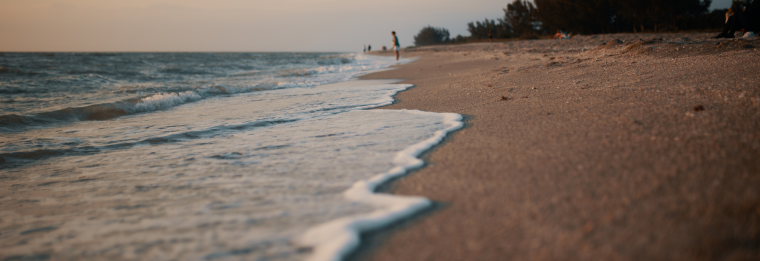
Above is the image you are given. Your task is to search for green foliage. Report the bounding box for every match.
[466,0,540,40]
[732,0,755,10]
[414,0,728,45]
[467,19,508,40]
[613,0,712,32]
[535,0,714,33]
[413,26,451,46]
[674,8,727,30]
[535,0,612,34]
[452,34,468,43]
[502,0,542,37]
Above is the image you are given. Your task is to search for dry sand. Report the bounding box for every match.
[359,33,760,261]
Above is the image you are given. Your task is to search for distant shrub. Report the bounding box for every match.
[427,0,721,44]
[413,26,451,46]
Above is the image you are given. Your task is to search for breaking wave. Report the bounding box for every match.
[0,52,406,132]
[0,118,297,167]
[0,85,270,131]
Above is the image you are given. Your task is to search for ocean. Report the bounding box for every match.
[0,52,461,261]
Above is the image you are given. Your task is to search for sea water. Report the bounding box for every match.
[0,53,461,261]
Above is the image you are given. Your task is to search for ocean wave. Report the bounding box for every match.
[230,70,263,77]
[274,62,362,78]
[1,52,409,132]
[276,54,360,77]
[0,104,129,128]
[0,85,271,131]
[0,118,298,168]
[317,54,354,65]
[0,88,32,94]
[130,91,202,112]
[277,68,321,77]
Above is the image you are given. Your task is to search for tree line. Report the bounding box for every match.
[414,0,739,46]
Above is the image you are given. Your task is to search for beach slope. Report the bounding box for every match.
[360,33,760,260]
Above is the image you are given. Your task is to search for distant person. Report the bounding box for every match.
[488,30,493,44]
[392,31,400,60]
[713,1,760,38]
[382,45,386,51]
[363,45,366,53]
[368,45,371,52]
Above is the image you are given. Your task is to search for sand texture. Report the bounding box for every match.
[359,33,760,261]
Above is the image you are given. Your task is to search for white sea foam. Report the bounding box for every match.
[118,54,414,117]
[1,93,463,261]
[296,111,463,261]
[2,52,413,130]
[130,91,203,112]
[1,53,454,261]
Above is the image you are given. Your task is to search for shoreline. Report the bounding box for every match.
[357,33,760,260]
[0,54,450,261]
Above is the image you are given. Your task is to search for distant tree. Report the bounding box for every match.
[467,18,511,40]
[501,0,541,37]
[413,26,451,46]
[534,0,613,34]
[534,0,711,34]
[659,0,712,31]
[451,34,468,44]
[675,8,726,30]
[731,0,753,10]
[669,0,716,30]
[614,0,711,32]
[454,0,717,41]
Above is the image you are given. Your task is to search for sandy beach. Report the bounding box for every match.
[359,33,760,260]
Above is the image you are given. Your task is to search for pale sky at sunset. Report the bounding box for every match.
[0,0,735,52]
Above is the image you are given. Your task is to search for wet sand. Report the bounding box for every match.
[360,33,760,260]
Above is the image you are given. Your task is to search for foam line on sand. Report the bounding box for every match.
[294,110,462,261]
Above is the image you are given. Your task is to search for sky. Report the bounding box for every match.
[712,0,734,9]
[0,0,736,52]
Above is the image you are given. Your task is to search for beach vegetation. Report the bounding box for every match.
[413,0,729,45]
[534,0,717,33]
[413,26,451,46]
[467,19,508,40]
[610,0,712,33]
[502,0,543,37]
[535,0,614,34]
[729,0,755,10]
[452,34,468,43]
[466,1,542,41]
